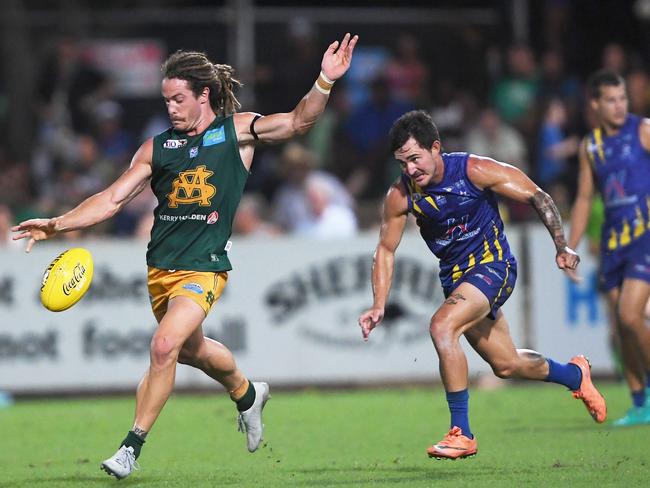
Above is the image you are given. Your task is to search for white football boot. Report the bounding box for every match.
[100,445,139,479]
[237,382,270,452]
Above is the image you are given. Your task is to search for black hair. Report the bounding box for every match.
[389,110,440,153]
[587,69,625,100]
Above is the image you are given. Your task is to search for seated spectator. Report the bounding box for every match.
[384,33,430,106]
[536,98,578,215]
[0,205,21,248]
[342,75,414,198]
[465,107,529,174]
[233,194,282,238]
[465,107,530,221]
[627,68,650,116]
[93,100,135,167]
[430,80,476,152]
[297,178,358,239]
[490,43,540,137]
[272,142,354,233]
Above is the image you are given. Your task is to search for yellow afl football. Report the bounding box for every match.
[40,248,94,312]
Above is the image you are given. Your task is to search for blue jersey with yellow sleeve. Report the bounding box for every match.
[401,152,515,289]
[586,114,650,253]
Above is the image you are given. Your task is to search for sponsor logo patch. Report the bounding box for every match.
[207,211,219,224]
[189,147,198,158]
[474,273,493,285]
[203,127,225,146]
[159,213,207,222]
[633,263,650,274]
[164,139,187,149]
[182,283,204,294]
[485,266,503,280]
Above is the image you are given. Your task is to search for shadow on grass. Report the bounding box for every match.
[285,463,545,487]
[2,474,167,487]
[501,424,605,433]
[5,462,568,487]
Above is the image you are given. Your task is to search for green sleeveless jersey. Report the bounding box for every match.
[146,116,248,272]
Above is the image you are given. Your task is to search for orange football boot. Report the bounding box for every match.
[569,355,607,423]
[427,426,477,460]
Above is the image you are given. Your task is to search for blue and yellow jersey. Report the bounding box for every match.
[401,152,515,288]
[586,114,650,252]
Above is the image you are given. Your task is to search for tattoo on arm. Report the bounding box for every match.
[530,190,567,251]
[444,292,466,305]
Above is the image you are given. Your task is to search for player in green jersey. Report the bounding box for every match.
[13,33,358,480]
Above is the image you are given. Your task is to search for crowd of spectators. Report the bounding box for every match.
[2,4,650,244]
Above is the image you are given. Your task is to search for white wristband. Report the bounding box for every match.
[314,71,335,95]
[319,71,335,85]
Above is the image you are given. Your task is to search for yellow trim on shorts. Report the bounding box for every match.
[492,260,511,307]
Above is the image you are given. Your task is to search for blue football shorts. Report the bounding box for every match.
[443,259,517,320]
[600,233,650,292]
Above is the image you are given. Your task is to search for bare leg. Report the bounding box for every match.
[464,310,549,380]
[178,325,246,392]
[464,299,609,424]
[134,296,206,431]
[429,283,492,392]
[607,287,646,393]
[426,283,493,458]
[617,279,650,367]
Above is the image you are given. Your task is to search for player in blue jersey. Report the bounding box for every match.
[358,110,606,459]
[567,70,650,426]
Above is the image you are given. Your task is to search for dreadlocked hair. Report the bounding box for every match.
[162,50,242,116]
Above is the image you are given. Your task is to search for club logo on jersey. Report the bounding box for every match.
[203,127,225,146]
[167,165,216,208]
[444,215,469,240]
[189,147,199,158]
[163,139,187,149]
[604,170,637,208]
[435,214,480,246]
[207,211,219,224]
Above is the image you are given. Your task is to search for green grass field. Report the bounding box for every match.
[0,383,648,487]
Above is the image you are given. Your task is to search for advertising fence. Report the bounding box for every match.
[0,226,612,394]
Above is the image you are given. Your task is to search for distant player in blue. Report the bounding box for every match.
[358,110,606,459]
[567,70,650,426]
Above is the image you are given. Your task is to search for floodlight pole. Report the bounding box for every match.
[228,0,256,110]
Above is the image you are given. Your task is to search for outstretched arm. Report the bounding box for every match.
[12,139,153,252]
[467,155,579,272]
[234,33,358,148]
[358,182,408,341]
